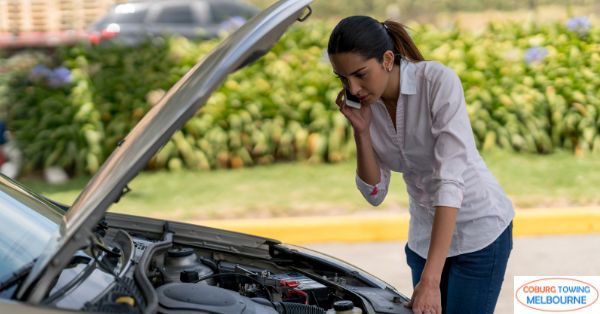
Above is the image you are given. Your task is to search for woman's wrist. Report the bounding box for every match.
[419,270,441,287]
[353,128,371,140]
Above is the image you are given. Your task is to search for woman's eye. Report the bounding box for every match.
[355,72,366,78]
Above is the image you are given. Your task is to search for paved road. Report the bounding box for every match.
[307,234,600,314]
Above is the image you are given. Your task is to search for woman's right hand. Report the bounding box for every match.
[335,90,372,135]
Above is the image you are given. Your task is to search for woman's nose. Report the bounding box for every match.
[347,79,361,95]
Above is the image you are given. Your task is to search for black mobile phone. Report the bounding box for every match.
[344,88,361,109]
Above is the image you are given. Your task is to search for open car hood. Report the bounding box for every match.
[19,0,313,302]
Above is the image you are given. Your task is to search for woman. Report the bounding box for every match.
[327,16,514,314]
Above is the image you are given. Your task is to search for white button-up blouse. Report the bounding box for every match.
[355,59,515,258]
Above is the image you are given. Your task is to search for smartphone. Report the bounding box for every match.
[344,88,361,109]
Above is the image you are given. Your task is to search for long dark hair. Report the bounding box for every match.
[327,16,424,64]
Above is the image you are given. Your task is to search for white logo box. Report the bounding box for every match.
[514,276,600,314]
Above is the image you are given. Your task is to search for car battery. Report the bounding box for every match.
[270,272,329,304]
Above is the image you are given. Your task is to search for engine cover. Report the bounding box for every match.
[156,283,278,314]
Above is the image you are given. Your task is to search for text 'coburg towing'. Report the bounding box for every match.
[514,276,600,314]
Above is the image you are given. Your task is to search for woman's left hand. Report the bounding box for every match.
[405,279,442,314]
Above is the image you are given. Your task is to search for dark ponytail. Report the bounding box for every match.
[382,20,424,62]
[327,16,424,64]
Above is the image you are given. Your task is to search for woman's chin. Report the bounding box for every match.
[361,96,377,105]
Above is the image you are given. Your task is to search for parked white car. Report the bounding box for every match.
[88,0,258,45]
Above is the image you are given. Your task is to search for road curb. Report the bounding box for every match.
[195,207,600,244]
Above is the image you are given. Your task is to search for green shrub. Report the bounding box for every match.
[414,19,600,154]
[3,18,600,176]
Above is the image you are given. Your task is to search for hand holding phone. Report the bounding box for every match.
[344,88,361,109]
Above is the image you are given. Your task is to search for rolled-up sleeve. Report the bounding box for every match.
[429,67,475,209]
[355,164,391,206]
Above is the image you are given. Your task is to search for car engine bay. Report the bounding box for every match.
[41,214,411,314]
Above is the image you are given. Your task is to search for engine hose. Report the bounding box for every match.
[273,301,326,314]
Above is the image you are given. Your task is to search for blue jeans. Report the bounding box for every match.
[405,222,512,314]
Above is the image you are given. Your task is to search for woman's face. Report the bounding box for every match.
[329,52,392,105]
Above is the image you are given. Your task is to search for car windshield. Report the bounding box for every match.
[0,176,64,281]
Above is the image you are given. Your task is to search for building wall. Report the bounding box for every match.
[0,0,126,34]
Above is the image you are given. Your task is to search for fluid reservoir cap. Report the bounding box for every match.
[180,270,200,283]
[115,296,135,307]
[167,247,194,258]
[333,300,354,311]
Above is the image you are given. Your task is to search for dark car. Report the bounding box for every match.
[89,0,259,45]
[0,1,412,313]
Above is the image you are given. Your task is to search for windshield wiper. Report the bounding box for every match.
[0,260,36,292]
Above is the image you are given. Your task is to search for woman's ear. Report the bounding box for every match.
[382,50,395,72]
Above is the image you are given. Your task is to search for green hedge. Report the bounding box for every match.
[414,20,600,154]
[2,18,600,175]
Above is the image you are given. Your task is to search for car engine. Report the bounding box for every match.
[42,216,410,314]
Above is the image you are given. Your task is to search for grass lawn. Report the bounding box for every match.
[22,150,600,221]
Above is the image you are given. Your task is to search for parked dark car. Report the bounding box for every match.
[0,1,412,313]
[88,0,259,45]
